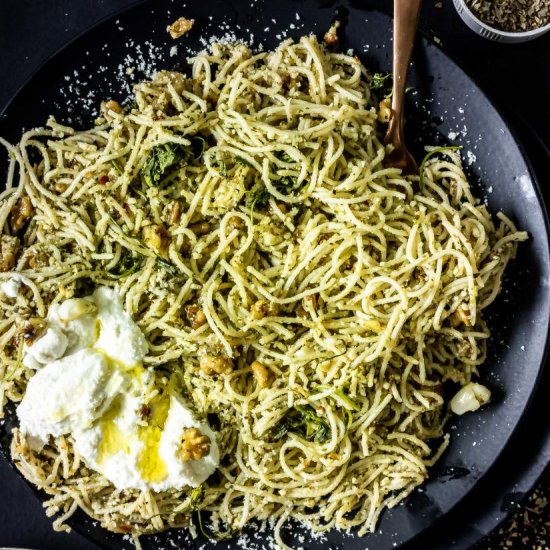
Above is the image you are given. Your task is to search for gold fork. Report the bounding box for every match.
[384,0,422,175]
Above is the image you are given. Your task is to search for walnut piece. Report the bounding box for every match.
[250,299,278,320]
[165,201,181,226]
[273,202,288,215]
[167,17,195,39]
[453,306,471,327]
[142,224,170,257]
[377,97,392,123]
[251,360,271,388]
[323,20,340,48]
[139,405,151,420]
[28,250,48,269]
[189,221,210,236]
[186,304,207,329]
[456,339,472,357]
[101,100,124,116]
[228,215,244,229]
[10,196,34,233]
[200,354,233,375]
[0,235,20,272]
[180,428,210,461]
[54,182,68,193]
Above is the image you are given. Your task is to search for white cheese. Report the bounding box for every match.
[93,287,148,366]
[17,349,124,446]
[156,395,220,489]
[22,353,42,371]
[24,327,68,366]
[17,286,219,491]
[61,314,97,354]
[72,421,149,491]
[1,275,22,298]
[27,286,147,366]
[76,394,220,491]
[56,297,97,324]
[96,441,150,489]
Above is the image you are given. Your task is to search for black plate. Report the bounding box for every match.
[1,1,549,549]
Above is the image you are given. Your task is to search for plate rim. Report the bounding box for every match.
[0,2,549,549]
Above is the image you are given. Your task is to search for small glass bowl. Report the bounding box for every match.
[453,0,550,43]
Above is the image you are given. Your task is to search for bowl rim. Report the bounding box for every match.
[455,0,550,37]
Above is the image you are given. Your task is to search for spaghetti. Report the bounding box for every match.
[0,35,527,548]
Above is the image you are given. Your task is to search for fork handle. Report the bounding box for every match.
[386,0,422,149]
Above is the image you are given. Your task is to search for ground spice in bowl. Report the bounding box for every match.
[465,0,550,32]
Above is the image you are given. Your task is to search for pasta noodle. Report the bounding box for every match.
[0,35,527,546]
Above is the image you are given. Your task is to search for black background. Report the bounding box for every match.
[0,1,549,549]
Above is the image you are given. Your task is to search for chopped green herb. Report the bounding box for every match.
[273,404,331,443]
[110,159,124,175]
[141,137,205,187]
[245,169,305,213]
[218,160,227,177]
[211,158,229,176]
[196,511,235,541]
[370,72,392,91]
[312,385,358,430]
[107,214,181,279]
[245,185,271,212]
[141,143,183,187]
[156,257,180,276]
[419,146,463,189]
[104,253,143,280]
[8,150,16,161]
[277,151,295,164]
[275,175,305,195]
[346,408,354,429]
[192,485,234,541]
[370,73,414,99]
[189,485,205,510]
[314,385,360,412]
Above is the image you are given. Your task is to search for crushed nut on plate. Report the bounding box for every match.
[180,428,210,461]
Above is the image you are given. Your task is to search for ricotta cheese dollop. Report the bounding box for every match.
[17,286,219,491]
[0,274,23,298]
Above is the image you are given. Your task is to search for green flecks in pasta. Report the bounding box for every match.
[141,136,205,187]
[273,404,331,443]
[370,72,392,91]
[141,143,183,186]
[104,253,143,280]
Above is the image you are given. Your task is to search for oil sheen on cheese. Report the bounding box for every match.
[17,286,219,490]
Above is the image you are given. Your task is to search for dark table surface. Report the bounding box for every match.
[0,1,549,550]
